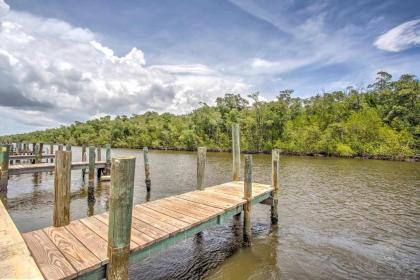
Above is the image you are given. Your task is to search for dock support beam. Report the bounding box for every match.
[143,147,151,192]
[0,144,10,193]
[105,144,111,175]
[107,156,136,280]
[197,147,206,190]
[53,150,71,227]
[88,146,95,202]
[243,154,252,246]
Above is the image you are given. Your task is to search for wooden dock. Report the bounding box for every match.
[0,199,43,279]
[22,181,272,280]
[9,161,106,175]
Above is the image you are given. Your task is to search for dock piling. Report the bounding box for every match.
[53,150,71,227]
[143,147,151,192]
[82,144,87,180]
[107,156,136,280]
[97,146,102,161]
[271,158,279,224]
[50,143,54,163]
[58,144,63,151]
[232,124,240,181]
[0,144,10,193]
[197,147,206,190]
[66,144,71,152]
[88,146,95,202]
[105,144,111,175]
[243,154,253,246]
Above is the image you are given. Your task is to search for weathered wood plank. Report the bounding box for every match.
[142,201,201,225]
[43,226,101,274]
[23,230,76,280]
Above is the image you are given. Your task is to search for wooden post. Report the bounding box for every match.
[53,150,71,227]
[107,156,136,280]
[82,144,87,180]
[243,154,252,246]
[66,144,71,152]
[0,144,10,193]
[271,158,280,224]
[97,146,102,161]
[105,144,111,175]
[232,123,240,181]
[272,149,280,186]
[143,147,151,192]
[58,144,63,151]
[197,147,206,190]
[88,146,95,202]
[50,144,54,163]
[34,143,40,163]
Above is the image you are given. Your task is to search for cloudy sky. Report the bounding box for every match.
[0,0,419,135]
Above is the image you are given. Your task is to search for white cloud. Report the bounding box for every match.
[374,19,420,52]
[0,0,248,129]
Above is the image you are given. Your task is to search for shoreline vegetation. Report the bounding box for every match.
[1,72,419,162]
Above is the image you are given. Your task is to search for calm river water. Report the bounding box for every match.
[3,147,420,279]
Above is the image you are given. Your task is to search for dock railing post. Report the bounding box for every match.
[143,147,151,192]
[53,150,71,227]
[107,156,136,280]
[88,146,95,202]
[243,154,253,246]
[232,123,240,181]
[197,147,206,190]
[105,144,111,175]
[82,144,87,180]
[0,144,10,193]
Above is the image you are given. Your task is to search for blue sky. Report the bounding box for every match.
[0,0,419,134]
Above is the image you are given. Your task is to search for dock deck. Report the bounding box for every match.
[22,181,273,280]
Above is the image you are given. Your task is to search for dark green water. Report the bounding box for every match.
[3,147,420,279]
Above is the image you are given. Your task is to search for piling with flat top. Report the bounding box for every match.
[197,147,206,190]
[105,144,111,175]
[50,143,54,163]
[88,146,95,202]
[271,158,280,224]
[243,154,253,246]
[82,144,87,180]
[53,150,71,227]
[0,144,10,193]
[66,144,71,152]
[97,146,102,161]
[232,124,240,181]
[34,143,41,163]
[58,144,63,151]
[107,156,136,280]
[143,147,151,192]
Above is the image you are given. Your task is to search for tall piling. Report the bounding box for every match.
[107,156,136,280]
[0,144,10,193]
[58,144,63,151]
[50,144,54,163]
[243,154,253,246]
[232,124,240,181]
[66,144,71,152]
[197,147,206,190]
[143,147,151,192]
[97,146,102,161]
[88,146,95,202]
[105,144,111,175]
[271,157,280,224]
[53,150,71,227]
[82,144,87,180]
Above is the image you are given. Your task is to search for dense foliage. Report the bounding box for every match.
[2,72,419,159]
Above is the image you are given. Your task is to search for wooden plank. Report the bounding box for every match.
[79,216,138,249]
[136,205,191,230]
[43,226,101,275]
[130,215,169,242]
[143,200,202,225]
[23,230,76,280]
[178,192,238,210]
[131,207,179,234]
[153,198,215,221]
[65,220,108,264]
[8,161,106,175]
[0,198,44,279]
[167,197,222,217]
[96,213,154,251]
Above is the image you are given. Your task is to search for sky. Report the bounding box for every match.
[0,0,419,135]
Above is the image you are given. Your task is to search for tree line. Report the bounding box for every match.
[2,72,419,160]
